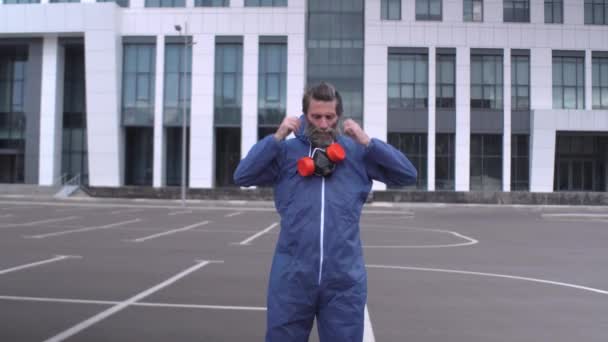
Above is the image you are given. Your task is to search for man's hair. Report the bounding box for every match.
[302,82,343,117]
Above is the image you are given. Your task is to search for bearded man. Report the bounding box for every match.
[234,82,417,342]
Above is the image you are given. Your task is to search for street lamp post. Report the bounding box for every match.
[174,23,189,207]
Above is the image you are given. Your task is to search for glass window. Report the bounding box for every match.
[470,134,503,191]
[592,56,608,109]
[381,0,401,20]
[511,134,529,191]
[388,53,428,110]
[436,53,455,109]
[163,43,192,126]
[388,133,427,190]
[97,0,129,7]
[258,42,287,130]
[121,43,156,126]
[195,0,228,5]
[165,127,189,186]
[471,53,503,110]
[504,0,530,22]
[61,45,88,184]
[50,0,80,3]
[585,0,608,25]
[307,0,364,122]
[544,0,563,23]
[464,0,483,22]
[0,46,27,154]
[145,0,185,7]
[244,0,286,6]
[511,54,529,110]
[436,133,455,190]
[416,0,442,20]
[215,127,241,187]
[124,127,153,186]
[553,54,585,109]
[214,43,243,127]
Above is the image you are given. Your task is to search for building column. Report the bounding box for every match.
[503,49,512,192]
[427,47,436,191]
[85,30,123,186]
[153,35,166,188]
[530,111,556,192]
[585,49,592,110]
[241,35,259,161]
[286,34,305,118]
[364,44,388,191]
[455,47,470,191]
[38,36,64,186]
[190,34,214,188]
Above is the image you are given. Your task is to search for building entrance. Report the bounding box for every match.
[554,134,608,192]
[0,153,24,183]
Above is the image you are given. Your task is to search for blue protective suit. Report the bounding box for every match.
[233,116,417,342]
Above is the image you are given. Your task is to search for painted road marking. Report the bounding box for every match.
[367,264,608,296]
[0,216,80,228]
[23,219,141,239]
[542,213,608,219]
[0,295,266,311]
[42,260,221,342]
[236,222,278,245]
[0,255,81,275]
[225,211,243,218]
[363,226,478,249]
[110,208,144,215]
[168,210,193,216]
[128,221,210,242]
[363,305,376,342]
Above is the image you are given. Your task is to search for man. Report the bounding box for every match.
[234,82,417,342]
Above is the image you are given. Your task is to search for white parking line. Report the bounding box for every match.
[128,221,210,242]
[168,210,193,216]
[363,305,376,342]
[542,213,608,219]
[110,208,145,215]
[236,222,278,245]
[42,259,219,342]
[23,219,141,239]
[0,255,81,275]
[363,227,479,249]
[366,264,608,296]
[225,211,243,218]
[0,295,266,311]
[0,216,80,228]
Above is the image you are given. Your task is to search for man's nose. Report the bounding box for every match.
[318,119,329,129]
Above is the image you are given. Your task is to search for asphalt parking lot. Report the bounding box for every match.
[0,197,607,341]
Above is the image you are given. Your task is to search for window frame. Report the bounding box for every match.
[470,53,504,110]
[544,0,563,24]
[504,0,530,23]
[463,0,483,22]
[388,52,429,110]
[552,54,585,109]
[416,0,442,21]
[381,0,401,20]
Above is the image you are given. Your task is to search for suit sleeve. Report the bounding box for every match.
[233,135,282,187]
[363,138,417,186]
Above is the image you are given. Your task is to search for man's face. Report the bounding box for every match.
[305,99,339,148]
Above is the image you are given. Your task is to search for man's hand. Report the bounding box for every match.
[343,119,370,146]
[274,116,301,141]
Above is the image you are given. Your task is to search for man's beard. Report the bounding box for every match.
[305,120,339,148]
